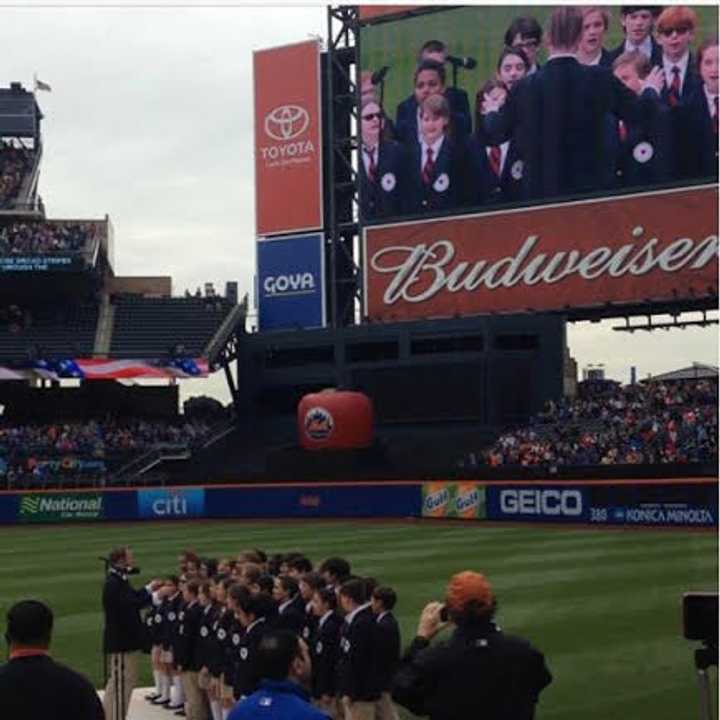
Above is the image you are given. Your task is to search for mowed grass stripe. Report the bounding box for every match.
[0,520,715,720]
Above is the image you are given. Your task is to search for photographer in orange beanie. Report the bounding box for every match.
[392,571,552,720]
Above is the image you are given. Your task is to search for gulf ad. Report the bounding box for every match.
[422,482,486,520]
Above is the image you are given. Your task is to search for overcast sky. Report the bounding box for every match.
[2,4,717,406]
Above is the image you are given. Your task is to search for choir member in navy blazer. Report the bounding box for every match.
[482,6,665,202]
[360,97,405,222]
[401,93,468,216]
[232,590,273,700]
[680,37,719,180]
[273,575,306,635]
[337,579,381,719]
[610,51,674,188]
[309,587,343,718]
[395,59,471,147]
[656,6,702,108]
[607,6,663,67]
[504,16,544,75]
[577,7,614,67]
[371,586,402,720]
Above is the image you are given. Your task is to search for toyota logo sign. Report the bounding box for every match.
[264,105,310,141]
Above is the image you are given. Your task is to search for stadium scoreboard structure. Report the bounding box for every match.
[252,5,718,333]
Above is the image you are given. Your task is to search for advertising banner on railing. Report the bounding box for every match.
[254,40,323,236]
[256,233,325,330]
[16,492,104,523]
[137,488,206,520]
[486,482,717,527]
[422,482,486,519]
[364,186,718,322]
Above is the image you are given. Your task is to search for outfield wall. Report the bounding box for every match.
[0,479,716,529]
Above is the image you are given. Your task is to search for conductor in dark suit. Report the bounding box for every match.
[607,6,663,66]
[482,5,665,202]
[360,96,404,222]
[0,599,104,720]
[102,546,160,720]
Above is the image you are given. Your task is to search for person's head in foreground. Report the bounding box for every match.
[5,600,53,651]
[445,570,497,626]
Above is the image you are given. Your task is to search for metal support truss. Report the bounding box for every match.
[613,309,719,333]
[326,5,362,328]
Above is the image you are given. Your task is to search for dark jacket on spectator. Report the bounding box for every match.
[0,655,104,720]
[392,621,552,720]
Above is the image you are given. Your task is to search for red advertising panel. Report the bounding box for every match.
[364,186,718,322]
[254,41,323,237]
[358,5,422,22]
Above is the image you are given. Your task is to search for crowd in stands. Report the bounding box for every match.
[0,417,211,486]
[0,141,33,209]
[0,221,96,255]
[360,6,718,221]
[481,378,718,468]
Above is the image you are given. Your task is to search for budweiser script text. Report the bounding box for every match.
[369,227,718,305]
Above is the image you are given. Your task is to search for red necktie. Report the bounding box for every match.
[668,66,681,107]
[618,120,627,143]
[714,97,718,135]
[488,146,502,177]
[364,147,376,182]
[421,146,434,185]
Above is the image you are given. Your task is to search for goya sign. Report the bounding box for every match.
[18,493,103,522]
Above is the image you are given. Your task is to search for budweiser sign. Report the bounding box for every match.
[364,186,718,321]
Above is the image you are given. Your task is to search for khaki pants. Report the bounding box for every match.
[182,671,209,720]
[341,697,376,720]
[315,695,339,719]
[103,651,138,720]
[375,692,399,720]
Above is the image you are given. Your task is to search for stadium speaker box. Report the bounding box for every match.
[298,389,373,451]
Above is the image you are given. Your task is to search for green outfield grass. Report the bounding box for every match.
[361,6,719,116]
[0,520,716,719]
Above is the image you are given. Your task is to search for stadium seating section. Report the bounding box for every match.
[0,304,98,361]
[0,296,233,362]
[109,296,232,358]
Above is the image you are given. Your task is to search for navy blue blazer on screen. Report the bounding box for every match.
[483,56,662,201]
[678,87,719,181]
[401,136,468,215]
[466,136,525,206]
[606,106,674,189]
[395,87,472,146]
[360,139,405,221]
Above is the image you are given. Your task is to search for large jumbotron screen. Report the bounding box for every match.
[358,5,718,224]
[358,5,718,321]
